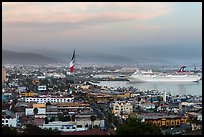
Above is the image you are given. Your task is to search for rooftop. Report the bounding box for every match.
[61,128,109,135]
[56,102,90,107]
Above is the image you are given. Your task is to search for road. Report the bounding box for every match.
[90,102,111,130]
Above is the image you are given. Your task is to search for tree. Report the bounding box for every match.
[158,96,163,104]
[64,115,70,122]
[50,117,55,122]
[71,115,76,122]
[188,115,199,129]
[22,124,44,135]
[2,126,18,135]
[33,108,38,116]
[116,117,163,135]
[45,117,49,124]
[90,115,96,128]
[46,102,51,105]
[58,113,64,121]
[108,113,113,123]
[22,124,61,135]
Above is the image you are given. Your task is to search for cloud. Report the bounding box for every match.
[133,24,168,30]
[3,2,172,29]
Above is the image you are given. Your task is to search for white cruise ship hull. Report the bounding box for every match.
[128,74,202,83]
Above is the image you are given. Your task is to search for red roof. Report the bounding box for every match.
[61,128,109,135]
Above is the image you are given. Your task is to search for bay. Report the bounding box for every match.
[96,80,202,96]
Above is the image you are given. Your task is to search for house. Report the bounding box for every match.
[2,112,20,127]
[111,101,133,116]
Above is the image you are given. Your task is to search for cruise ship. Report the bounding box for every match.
[128,66,202,83]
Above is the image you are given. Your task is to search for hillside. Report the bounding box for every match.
[2,49,62,65]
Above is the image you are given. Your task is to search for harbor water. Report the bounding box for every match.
[96,80,202,96]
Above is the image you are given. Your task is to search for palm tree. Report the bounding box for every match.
[90,115,96,128]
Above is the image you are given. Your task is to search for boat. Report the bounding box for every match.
[128,66,202,82]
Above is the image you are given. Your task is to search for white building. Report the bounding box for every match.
[25,103,46,118]
[2,113,19,127]
[111,101,133,116]
[25,96,74,103]
[39,118,105,132]
[140,102,156,110]
[25,108,46,118]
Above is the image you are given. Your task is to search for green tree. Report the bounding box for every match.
[90,115,96,128]
[157,96,163,104]
[22,124,61,135]
[45,117,49,124]
[64,115,69,122]
[58,113,64,121]
[33,108,38,116]
[2,126,18,135]
[188,115,199,127]
[50,116,55,122]
[116,117,163,135]
[71,115,76,122]
[108,113,113,123]
[22,124,44,135]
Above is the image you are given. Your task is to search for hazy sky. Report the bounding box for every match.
[2,2,202,63]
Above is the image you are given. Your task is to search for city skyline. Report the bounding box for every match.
[2,2,202,64]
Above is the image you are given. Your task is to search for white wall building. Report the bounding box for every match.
[39,119,105,132]
[25,96,74,103]
[25,108,46,118]
[112,101,133,116]
[2,114,19,127]
[140,103,156,110]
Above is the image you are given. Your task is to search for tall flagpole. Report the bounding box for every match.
[69,49,75,84]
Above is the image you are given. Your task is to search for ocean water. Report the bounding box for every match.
[96,80,202,96]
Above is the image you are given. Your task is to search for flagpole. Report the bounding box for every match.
[69,49,75,84]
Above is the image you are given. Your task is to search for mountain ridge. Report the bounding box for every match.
[2,49,62,65]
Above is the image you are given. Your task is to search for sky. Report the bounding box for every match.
[2,2,202,64]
